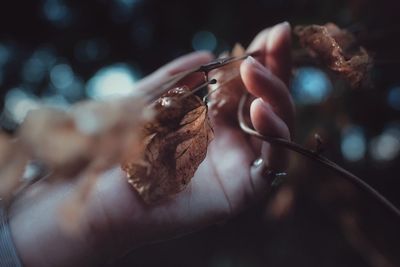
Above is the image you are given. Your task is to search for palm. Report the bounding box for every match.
[10,22,293,266]
[87,126,256,244]
[195,126,257,215]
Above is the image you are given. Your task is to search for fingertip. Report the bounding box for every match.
[240,56,267,84]
[266,22,292,85]
[247,28,270,60]
[250,98,290,140]
[240,57,256,95]
[240,56,253,80]
[267,21,291,53]
[246,22,292,85]
[240,56,274,97]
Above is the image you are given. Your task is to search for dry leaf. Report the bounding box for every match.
[17,97,148,178]
[122,86,213,203]
[294,23,372,88]
[0,94,148,207]
[18,108,94,177]
[14,96,150,234]
[208,44,247,118]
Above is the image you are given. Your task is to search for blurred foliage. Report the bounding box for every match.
[1,0,400,266]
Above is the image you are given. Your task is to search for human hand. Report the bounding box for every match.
[9,22,294,267]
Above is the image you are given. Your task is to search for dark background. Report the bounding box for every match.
[1,0,400,266]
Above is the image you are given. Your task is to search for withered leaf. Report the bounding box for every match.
[18,109,94,176]
[17,97,148,179]
[122,86,213,203]
[208,44,247,118]
[294,23,372,88]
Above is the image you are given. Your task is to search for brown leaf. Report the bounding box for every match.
[208,44,247,119]
[122,86,213,203]
[14,97,149,234]
[17,97,148,178]
[294,23,372,88]
[18,108,95,177]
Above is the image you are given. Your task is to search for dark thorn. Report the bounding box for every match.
[314,133,325,155]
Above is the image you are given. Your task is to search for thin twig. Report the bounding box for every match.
[238,93,400,219]
[145,52,260,103]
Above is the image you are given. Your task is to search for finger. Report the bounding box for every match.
[240,56,294,133]
[250,98,290,140]
[246,22,294,174]
[134,51,214,92]
[247,22,292,86]
[250,99,290,171]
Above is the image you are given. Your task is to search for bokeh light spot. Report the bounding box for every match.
[131,20,154,47]
[370,126,400,162]
[50,64,75,90]
[75,39,108,62]
[192,31,217,52]
[22,58,47,83]
[86,64,139,100]
[111,0,141,23]
[116,0,141,8]
[42,94,69,109]
[5,88,40,123]
[22,48,56,84]
[341,125,366,162]
[291,67,333,105]
[0,44,11,67]
[42,0,72,27]
[387,86,400,111]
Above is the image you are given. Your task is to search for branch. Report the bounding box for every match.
[238,93,400,219]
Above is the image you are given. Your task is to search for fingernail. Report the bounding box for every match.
[267,21,291,51]
[244,55,273,79]
[245,55,257,64]
[245,55,272,74]
[245,56,263,69]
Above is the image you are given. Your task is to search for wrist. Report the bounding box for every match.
[0,205,23,267]
[8,185,100,267]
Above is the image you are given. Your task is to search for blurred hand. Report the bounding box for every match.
[9,22,294,267]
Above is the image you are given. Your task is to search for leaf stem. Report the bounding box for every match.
[238,93,400,219]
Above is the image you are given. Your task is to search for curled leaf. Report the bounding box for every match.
[18,109,94,176]
[17,97,148,178]
[14,96,149,234]
[294,23,372,88]
[122,86,213,203]
[208,44,247,118]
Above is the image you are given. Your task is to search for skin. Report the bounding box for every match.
[8,22,295,266]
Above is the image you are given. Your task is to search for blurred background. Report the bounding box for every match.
[1,0,400,266]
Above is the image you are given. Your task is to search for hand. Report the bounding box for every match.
[9,22,294,267]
